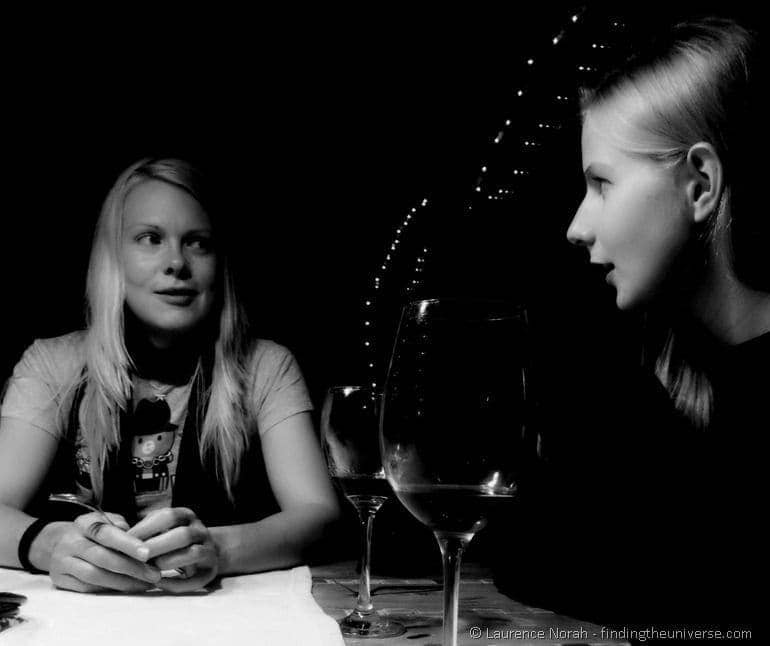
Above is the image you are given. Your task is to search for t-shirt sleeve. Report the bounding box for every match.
[0,337,82,440]
[247,341,314,437]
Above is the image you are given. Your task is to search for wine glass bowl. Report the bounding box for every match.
[322,386,391,507]
[380,298,533,646]
[321,386,405,638]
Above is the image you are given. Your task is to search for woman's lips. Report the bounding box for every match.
[155,289,196,306]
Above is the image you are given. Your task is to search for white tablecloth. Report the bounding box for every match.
[0,566,345,646]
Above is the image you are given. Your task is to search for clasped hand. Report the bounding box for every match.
[49,507,218,594]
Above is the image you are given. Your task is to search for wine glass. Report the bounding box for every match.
[379,299,533,646]
[321,386,406,638]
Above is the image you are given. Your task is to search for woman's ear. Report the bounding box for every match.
[685,142,724,224]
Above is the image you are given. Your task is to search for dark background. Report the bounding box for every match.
[1,3,622,397]
[4,2,758,394]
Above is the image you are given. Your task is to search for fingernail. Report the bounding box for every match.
[137,546,150,561]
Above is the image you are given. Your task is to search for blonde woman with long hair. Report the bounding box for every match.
[0,158,340,592]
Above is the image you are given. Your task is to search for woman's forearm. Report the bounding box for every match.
[0,504,35,568]
[0,503,69,571]
[210,502,340,576]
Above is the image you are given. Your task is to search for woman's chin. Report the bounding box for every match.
[615,284,666,313]
[614,291,632,311]
[613,284,644,312]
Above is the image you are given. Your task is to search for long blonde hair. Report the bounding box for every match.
[580,18,759,429]
[81,158,249,500]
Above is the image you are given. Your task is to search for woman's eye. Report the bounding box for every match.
[136,232,162,245]
[590,177,609,194]
[187,237,213,252]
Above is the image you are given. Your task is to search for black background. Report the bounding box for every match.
[2,5,759,388]
[1,3,621,397]
[4,1,758,396]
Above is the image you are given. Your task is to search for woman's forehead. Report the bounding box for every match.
[581,95,652,164]
[123,179,210,228]
[580,110,626,165]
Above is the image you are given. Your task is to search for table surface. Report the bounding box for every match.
[1,561,629,646]
[311,561,630,646]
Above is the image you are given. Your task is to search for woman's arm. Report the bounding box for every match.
[214,410,342,573]
[0,418,61,568]
[129,411,341,590]
[0,417,159,591]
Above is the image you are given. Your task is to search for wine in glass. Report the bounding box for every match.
[380,299,533,646]
[321,385,406,638]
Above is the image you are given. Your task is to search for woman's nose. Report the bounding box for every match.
[566,203,595,248]
[164,244,187,275]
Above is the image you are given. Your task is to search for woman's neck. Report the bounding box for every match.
[125,321,202,385]
[690,252,770,345]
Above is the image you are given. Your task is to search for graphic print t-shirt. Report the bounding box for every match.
[70,378,193,518]
[1,331,314,519]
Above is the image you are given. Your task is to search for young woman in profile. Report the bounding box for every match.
[498,16,764,630]
[568,17,768,428]
[0,158,340,593]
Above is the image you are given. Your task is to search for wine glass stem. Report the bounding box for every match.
[353,503,379,614]
[436,532,469,646]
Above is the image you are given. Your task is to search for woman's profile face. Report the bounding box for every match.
[121,179,218,345]
[567,105,693,310]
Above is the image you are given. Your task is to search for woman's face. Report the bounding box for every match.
[567,106,694,310]
[121,179,218,346]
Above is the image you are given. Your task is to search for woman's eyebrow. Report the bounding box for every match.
[125,222,163,230]
[124,224,212,234]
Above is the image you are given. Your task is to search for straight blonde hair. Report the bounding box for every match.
[80,158,249,500]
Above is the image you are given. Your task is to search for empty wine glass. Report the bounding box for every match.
[380,299,534,646]
[321,386,405,638]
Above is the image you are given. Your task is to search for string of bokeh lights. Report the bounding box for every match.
[362,7,629,390]
[362,197,430,390]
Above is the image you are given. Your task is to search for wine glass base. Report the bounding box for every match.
[339,610,406,638]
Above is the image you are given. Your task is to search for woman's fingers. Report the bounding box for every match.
[124,507,219,592]
[46,509,220,594]
[104,513,130,531]
[48,515,161,593]
[54,573,111,594]
[142,524,208,561]
[74,512,150,562]
[81,542,161,584]
[127,507,197,541]
[50,546,158,593]
[154,567,216,593]
[152,542,217,571]
[63,556,157,593]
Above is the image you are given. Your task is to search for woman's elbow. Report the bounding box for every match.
[311,496,343,529]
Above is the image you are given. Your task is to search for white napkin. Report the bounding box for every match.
[0,566,344,646]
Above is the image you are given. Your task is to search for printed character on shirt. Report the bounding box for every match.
[129,398,178,494]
